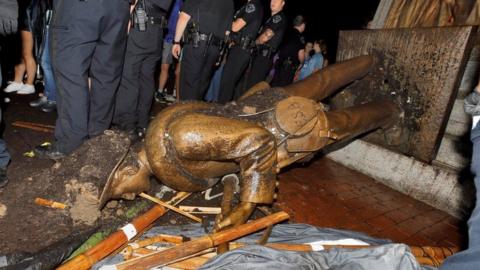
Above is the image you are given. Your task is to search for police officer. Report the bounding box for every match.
[0,0,17,187]
[217,0,263,103]
[271,15,306,87]
[46,0,131,158]
[172,0,234,101]
[244,0,287,92]
[113,0,173,139]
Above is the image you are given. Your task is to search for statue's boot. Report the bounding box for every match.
[325,100,400,142]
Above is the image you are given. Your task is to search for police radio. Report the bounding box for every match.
[133,0,148,32]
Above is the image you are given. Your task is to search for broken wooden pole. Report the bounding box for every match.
[139,192,202,223]
[56,192,191,270]
[34,198,67,209]
[12,121,55,133]
[108,211,290,270]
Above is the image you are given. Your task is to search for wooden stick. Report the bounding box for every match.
[109,211,290,270]
[139,193,202,223]
[13,121,56,129]
[12,121,55,133]
[57,192,191,270]
[179,206,221,215]
[35,198,67,209]
[121,234,189,260]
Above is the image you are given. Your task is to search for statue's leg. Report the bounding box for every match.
[169,114,278,228]
[325,100,399,141]
[283,55,375,102]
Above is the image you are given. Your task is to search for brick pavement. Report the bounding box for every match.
[275,158,467,248]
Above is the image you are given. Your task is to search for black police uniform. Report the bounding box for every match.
[113,0,173,133]
[179,0,234,101]
[50,0,131,154]
[271,27,305,87]
[217,0,263,103]
[244,10,287,91]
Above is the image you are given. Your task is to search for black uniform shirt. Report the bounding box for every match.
[182,0,234,38]
[278,28,305,66]
[147,0,173,17]
[261,11,287,50]
[234,0,263,39]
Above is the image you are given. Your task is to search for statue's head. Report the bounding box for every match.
[98,149,151,209]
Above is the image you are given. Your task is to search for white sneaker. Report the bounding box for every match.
[4,82,24,93]
[17,84,35,95]
[165,95,176,102]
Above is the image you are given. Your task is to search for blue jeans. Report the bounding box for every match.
[440,121,480,269]
[0,63,11,168]
[41,27,56,102]
[204,65,224,102]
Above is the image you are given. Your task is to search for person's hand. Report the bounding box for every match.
[172,44,182,59]
[0,0,18,36]
[476,79,480,94]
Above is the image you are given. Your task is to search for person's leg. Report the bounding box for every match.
[50,0,101,154]
[245,55,272,94]
[179,44,205,100]
[112,39,143,131]
[159,63,170,91]
[440,125,480,270]
[41,27,56,102]
[137,54,161,129]
[0,64,11,187]
[175,62,181,101]
[13,59,25,83]
[158,41,173,92]
[88,0,130,138]
[218,47,250,103]
[21,30,36,86]
[197,46,220,100]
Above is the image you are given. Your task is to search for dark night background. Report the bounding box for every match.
[234,0,381,62]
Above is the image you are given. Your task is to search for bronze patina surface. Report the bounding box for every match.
[332,27,475,162]
[101,55,400,230]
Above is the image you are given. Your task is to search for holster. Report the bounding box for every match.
[255,45,275,58]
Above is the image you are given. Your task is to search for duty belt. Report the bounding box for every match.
[255,45,275,58]
[184,32,224,47]
[147,16,167,27]
[237,36,255,51]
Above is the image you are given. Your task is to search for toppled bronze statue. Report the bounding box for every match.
[100,55,400,231]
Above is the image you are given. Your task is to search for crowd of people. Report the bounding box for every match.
[1,0,328,159]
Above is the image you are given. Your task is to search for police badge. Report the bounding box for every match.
[246,3,256,13]
[273,14,282,23]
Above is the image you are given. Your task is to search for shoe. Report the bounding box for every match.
[154,90,166,102]
[30,96,48,107]
[4,82,24,93]
[0,167,8,188]
[34,144,66,160]
[40,100,57,113]
[17,84,35,95]
[164,95,176,103]
[136,127,147,140]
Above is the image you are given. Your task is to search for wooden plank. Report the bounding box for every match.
[332,27,475,162]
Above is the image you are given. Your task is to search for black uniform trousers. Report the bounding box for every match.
[271,64,296,87]
[113,24,164,131]
[217,46,250,103]
[245,54,273,92]
[50,0,130,154]
[180,43,220,101]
